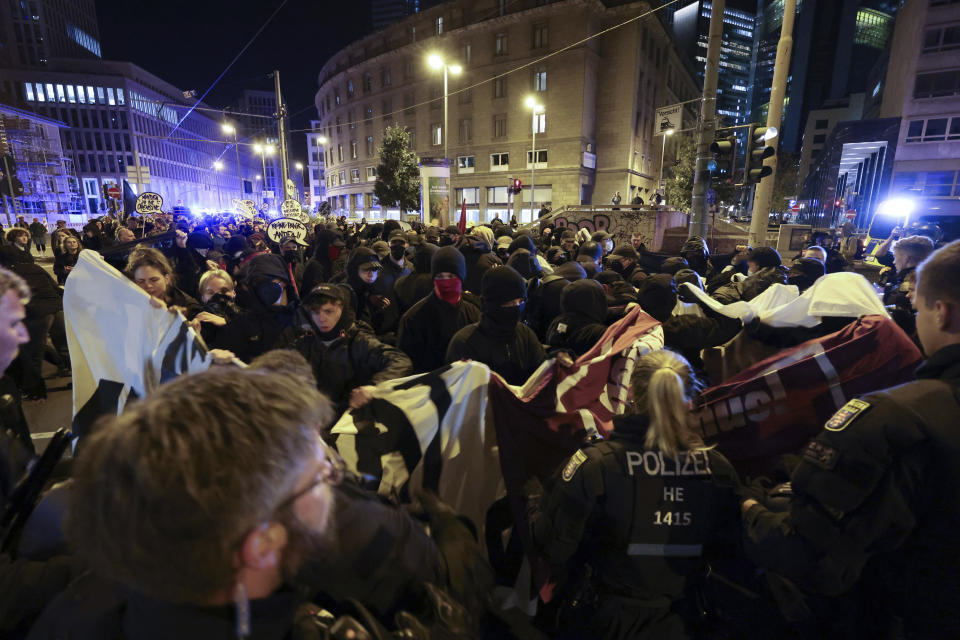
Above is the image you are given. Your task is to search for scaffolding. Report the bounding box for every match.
[0,107,84,223]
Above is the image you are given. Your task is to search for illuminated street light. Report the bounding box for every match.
[213,160,224,170]
[526,97,545,218]
[426,53,464,225]
[659,128,675,193]
[221,123,235,134]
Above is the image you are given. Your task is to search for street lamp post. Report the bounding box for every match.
[428,54,462,226]
[525,97,544,220]
[222,123,244,201]
[659,128,675,196]
[213,160,224,210]
[253,143,275,206]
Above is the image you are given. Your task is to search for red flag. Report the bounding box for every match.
[458,198,467,235]
[692,315,922,474]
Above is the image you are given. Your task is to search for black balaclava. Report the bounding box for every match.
[561,279,608,324]
[480,266,527,339]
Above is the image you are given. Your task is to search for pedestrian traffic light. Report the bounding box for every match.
[511,178,522,194]
[709,135,736,185]
[745,125,775,183]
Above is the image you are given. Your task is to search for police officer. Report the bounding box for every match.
[533,350,741,639]
[741,240,960,638]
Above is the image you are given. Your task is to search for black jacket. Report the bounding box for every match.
[53,251,79,285]
[280,322,412,415]
[711,266,788,304]
[662,309,743,372]
[397,292,481,374]
[446,319,546,385]
[545,279,609,357]
[743,343,960,637]
[460,246,502,295]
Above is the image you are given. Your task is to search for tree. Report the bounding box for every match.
[374,125,421,214]
[664,133,697,212]
[769,151,800,214]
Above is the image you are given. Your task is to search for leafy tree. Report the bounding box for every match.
[769,151,800,214]
[664,133,697,212]
[374,125,421,214]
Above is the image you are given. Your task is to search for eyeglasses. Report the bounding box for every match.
[273,446,345,513]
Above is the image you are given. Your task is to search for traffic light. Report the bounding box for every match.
[511,178,522,194]
[745,125,775,183]
[708,135,736,185]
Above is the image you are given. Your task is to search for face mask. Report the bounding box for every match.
[255,281,284,306]
[434,278,463,305]
[486,303,524,330]
[390,245,406,261]
[282,250,298,264]
[607,258,625,274]
[328,246,342,261]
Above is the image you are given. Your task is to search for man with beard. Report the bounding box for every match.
[398,247,481,374]
[26,368,348,638]
[446,265,546,385]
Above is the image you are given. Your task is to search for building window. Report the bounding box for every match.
[533,112,545,134]
[923,25,960,53]
[493,113,507,138]
[906,117,960,142]
[495,33,507,56]
[462,43,472,63]
[66,85,76,103]
[405,59,415,80]
[366,166,377,181]
[382,66,392,87]
[405,91,415,115]
[458,87,472,104]
[431,123,442,146]
[526,149,548,166]
[363,73,372,93]
[854,8,893,50]
[815,119,829,129]
[532,23,548,49]
[366,135,375,156]
[436,16,444,35]
[383,98,393,119]
[430,86,442,110]
[349,109,356,129]
[493,77,506,99]
[335,91,341,105]
[24,83,34,101]
[456,187,480,204]
[914,69,960,99]
[351,140,358,159]
[458,118,473,143]
[487,186,510,203]
[56,84,66,102]
[336,117,342,134]
[364,104,373,122]
[410,25,417,43]
[347,80,355,98]
[339,170,346,184]
[352,169,360,183]
[533,67,546,92]
[457,155,475,171]
[408,128,416,148]
[813,133,826,144]
[338,145,344,162]
[490,152,509,170]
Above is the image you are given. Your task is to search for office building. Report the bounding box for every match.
[0,0,101,69]
[881,0,960,205]
[372,0,445,31]
[306,119,327,210]
[798,93,865,183]
[1,59,260,215]
[673,0,756,129]
[315,0,701,222]
[235,89,281,204]
[753,0,899,153]
[0,103,83,220]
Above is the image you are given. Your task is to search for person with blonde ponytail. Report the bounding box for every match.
[533,349,741,639]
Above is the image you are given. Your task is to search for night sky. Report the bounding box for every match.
[95,0,372,163]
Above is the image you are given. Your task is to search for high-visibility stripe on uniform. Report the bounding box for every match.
[627,543,703,557]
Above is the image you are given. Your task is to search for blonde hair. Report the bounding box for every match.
[629,350,705,457]
[198,269,234,295]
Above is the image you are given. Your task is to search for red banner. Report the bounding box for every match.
[691,315,923,474]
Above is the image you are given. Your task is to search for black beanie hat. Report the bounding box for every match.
[789,257,825,284]
[224,235,247,255]
[187,232,214,251]
[660,256,689,275]
[673,268,702,290]
[636,274,677,323]
[748,246,782,269]
[432,246,466,281]
[578,241,603,262]
[481,265,527,307]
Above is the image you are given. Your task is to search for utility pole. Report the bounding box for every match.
[750,0,796,247]
[273,70,291,202]
[690,0,725,239]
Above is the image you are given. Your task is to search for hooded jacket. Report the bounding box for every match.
[393,243,437,314]
[545,279,609,356]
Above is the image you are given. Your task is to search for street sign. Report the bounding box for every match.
[135,192,163,215]
[845,210,857,221]
[655,102,683,135]
[126,164,151,184]
[106,185,121,199]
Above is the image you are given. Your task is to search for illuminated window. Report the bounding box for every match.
[66,85,75,103]
[76,85,86,104]
[117,88,124,105]
[431,123,442,145]
[24,83,34,101]
[97,87,105,104]
[854,8,893,49]
[55,84,65,102]
[533,67,546,92]
[107,88,115,105]
[533,112,545,133]
[494,33,507,56]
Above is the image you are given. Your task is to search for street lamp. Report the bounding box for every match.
[253,143,275,206]
[295,161,304,203]
[525,97,544,221]
[428,53,462,225]
[212,160,224,210]
[658,128,675,195]
[221,122,244,200]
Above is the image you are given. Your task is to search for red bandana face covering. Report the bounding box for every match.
[434,277,463,305]
[328,246,342,261]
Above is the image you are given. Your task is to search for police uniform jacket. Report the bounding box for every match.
[534,414,741,602]
[742,343,960,636]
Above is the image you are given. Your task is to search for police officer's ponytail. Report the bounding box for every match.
[630,350,705,457]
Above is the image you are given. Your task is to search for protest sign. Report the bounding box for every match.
[280,199,308,222]
[233,199,256,219]
[135,192,163,215]
[266,217,309,245]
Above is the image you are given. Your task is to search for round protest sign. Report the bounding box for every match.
[266,218,309,246]
[280,199,308,222]
[233,199,257,219]
[135,192,163,215]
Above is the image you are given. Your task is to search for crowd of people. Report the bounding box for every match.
[0,206,956,639]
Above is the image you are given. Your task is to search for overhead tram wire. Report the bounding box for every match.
[164,0,290,140]
[286,0,683,135]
